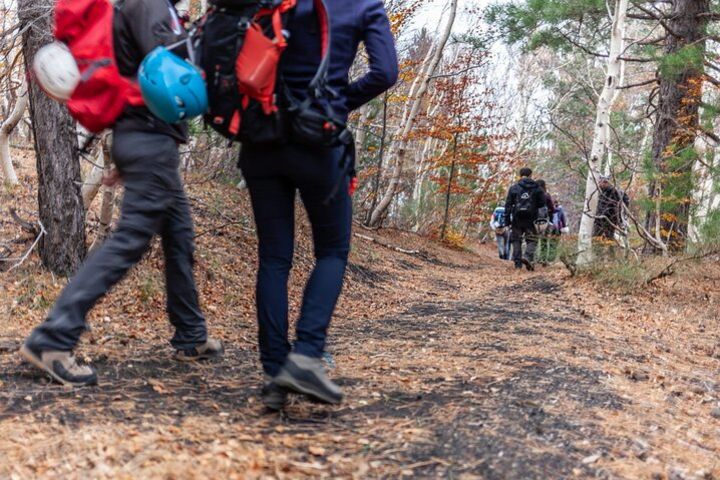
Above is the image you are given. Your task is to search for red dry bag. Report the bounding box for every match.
[235,0,295,114]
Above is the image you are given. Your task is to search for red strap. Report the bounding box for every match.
[229,110,241,135]
[349,177,359,196]
[271,8,286,48]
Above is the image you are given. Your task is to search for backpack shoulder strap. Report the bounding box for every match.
[308,0,330,91]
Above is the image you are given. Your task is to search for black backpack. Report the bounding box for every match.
[196,0,276,142]
[514,184,540,220]
[197,0,350,148]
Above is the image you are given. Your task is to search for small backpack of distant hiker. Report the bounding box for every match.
[45,0,145,132]
[552,208,566,231]
[494,208,506,226]
[514,185,540,220]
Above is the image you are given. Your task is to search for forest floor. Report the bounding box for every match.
[2,149,720,479]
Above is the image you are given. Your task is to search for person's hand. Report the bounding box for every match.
[102,168,121,187]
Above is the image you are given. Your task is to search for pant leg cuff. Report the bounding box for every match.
[293,343,323,359]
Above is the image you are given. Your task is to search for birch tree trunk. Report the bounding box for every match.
[576,0,628,266]
[688,122,718,243]
[90,140,116,251]
[20,0,87,275]
[365,92,389,224]
[81,146,106,208]
[354,104,372,157]
[366,0,457,228]
[0,87,28,185]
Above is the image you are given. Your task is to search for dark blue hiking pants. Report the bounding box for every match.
[239,142,352,377]
[27,131,207,352]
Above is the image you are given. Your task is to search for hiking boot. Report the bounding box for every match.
[514,261,523,269]
[20,343,97,387]
[521,257,535,271]
[274,352,343,405]
[261,375,287,411]
[174,338,224,362]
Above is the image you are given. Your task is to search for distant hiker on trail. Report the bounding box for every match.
[536,179,556,265]
[593,176,630,241]
[20,0,223,387]
[237,0,398,410]
[536,179,556,219]
[503,167,546,271]
[541,196,568,265]
[490,206,511,260]
[553,201,568,235]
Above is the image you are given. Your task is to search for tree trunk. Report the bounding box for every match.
[688,108,720,244]
[81,147,106,208]
[646,0,709,251]
[440,132,459,241]
[353,104,372,162]
[365,92,389,225]
[19,0,86,276]
[576,0,628,265]
[366,0,457,228]
[0,86,28,185]
[688,133,713,243]
[90,140,116,251]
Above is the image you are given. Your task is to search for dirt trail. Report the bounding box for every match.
[1,230,719,479]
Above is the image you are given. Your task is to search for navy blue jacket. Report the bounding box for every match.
[282,0,399,122]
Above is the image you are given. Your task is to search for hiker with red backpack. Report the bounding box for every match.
[21,0,223,387]
[196,0,397,409]
[503,167,547,272]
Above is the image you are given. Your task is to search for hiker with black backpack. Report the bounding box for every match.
[503,168,547,271]
[198,0,397,409]
[21,0,223,387]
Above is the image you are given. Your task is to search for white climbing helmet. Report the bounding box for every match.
[32,42,80,102]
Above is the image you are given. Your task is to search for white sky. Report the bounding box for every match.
[413,0,494,36]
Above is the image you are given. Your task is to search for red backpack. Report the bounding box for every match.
[53,0,144,133]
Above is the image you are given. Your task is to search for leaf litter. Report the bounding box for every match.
[1,153,720,478]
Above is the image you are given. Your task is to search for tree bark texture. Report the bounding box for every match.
[647,0,709,251]
[19,0,86,275]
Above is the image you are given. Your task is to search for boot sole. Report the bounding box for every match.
[19,345,95,388]
[274,369,342,405]
[262,386,287,411]
[174,346,225,362]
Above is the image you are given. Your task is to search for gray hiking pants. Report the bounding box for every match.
[511,220,537,264]
[27,131,207,352]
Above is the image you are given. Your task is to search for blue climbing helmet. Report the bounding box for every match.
[138,46,208,124]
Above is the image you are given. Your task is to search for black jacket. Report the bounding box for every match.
[113,0,188,142]
[504,178,546,226]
